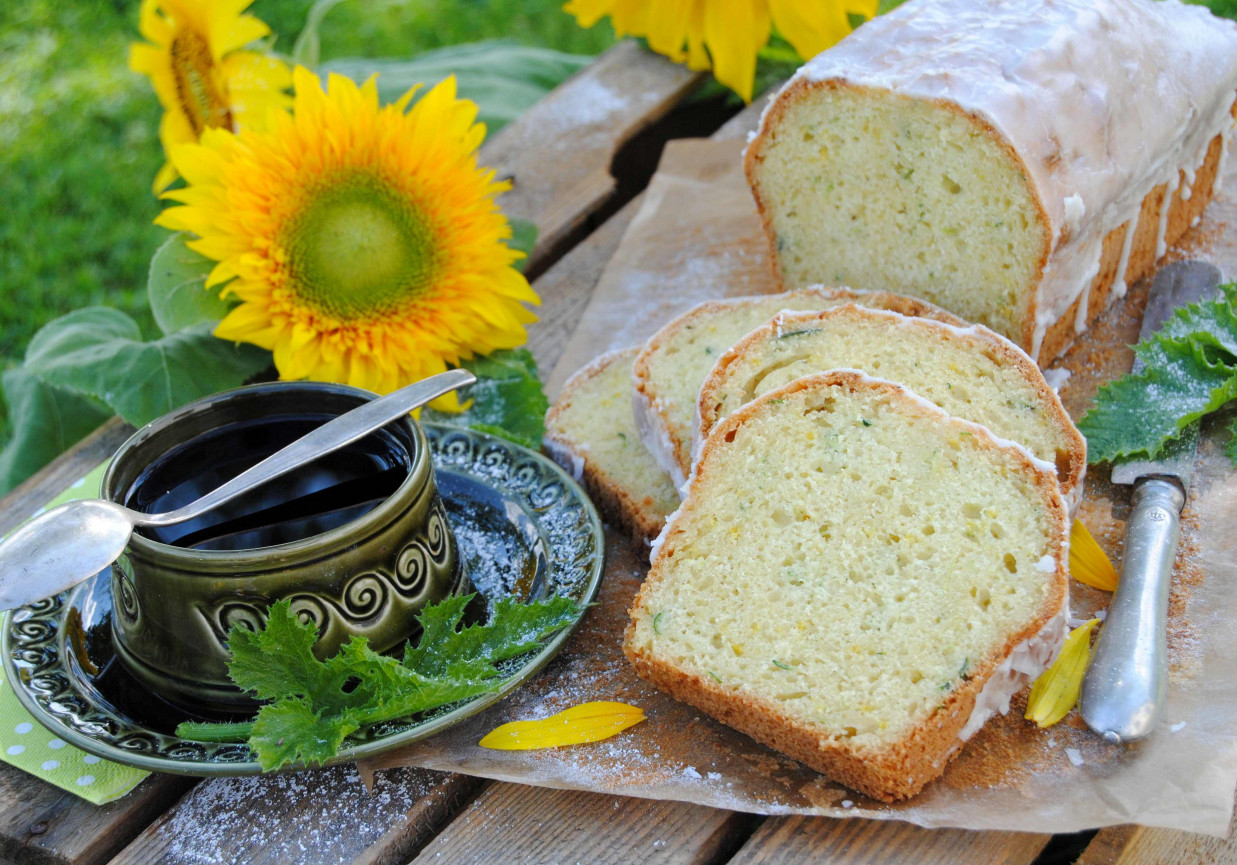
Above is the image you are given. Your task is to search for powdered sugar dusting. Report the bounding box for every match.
[156,766,449,864]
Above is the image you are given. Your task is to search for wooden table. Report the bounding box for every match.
[0,42,1232,865]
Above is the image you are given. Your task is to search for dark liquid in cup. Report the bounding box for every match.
[125,415,411,551]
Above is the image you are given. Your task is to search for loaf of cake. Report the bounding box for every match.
[695,306,1086,514]
[745,0,1237,363]
[632,287,962,487]
[545,348,679,545]
[625,371,1069,802]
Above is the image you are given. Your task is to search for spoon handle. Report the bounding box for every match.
[141,370,476,529]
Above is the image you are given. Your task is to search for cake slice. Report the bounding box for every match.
[744,0,1237,363]
[545,348,678,545]
[625,371,1069,802]
[695,306,1086,514]
[632,287,963,487]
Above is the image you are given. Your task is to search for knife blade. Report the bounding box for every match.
[1079,260,1223,743]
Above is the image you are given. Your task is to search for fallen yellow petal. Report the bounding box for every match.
[1069,520,1119,592]
[1026,618,1101,728]
[479,701,645,750]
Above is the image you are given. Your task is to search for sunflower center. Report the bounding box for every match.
[170,29,233,136]
[283,172,440,322]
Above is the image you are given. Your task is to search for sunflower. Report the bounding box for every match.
[564,0,878,102]
[155,67,539,411]
[129,0,291,192]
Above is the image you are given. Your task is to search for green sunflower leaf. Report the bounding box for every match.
[0,368,111,496]
[507,219,539,270]
[423,349,549,450]
[148,233,235,335]
[23,308,271,428]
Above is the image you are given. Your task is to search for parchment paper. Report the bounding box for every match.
[362,139,1237,837]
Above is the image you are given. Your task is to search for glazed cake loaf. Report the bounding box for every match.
[632,287,963,487]
[745,0,1237,363]
[695,306,1087,513]
[545,348,679,545]
[625,371,1069,802]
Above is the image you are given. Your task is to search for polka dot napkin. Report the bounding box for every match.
[0,461,148,804]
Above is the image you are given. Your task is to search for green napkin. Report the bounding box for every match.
[0,460,148,804]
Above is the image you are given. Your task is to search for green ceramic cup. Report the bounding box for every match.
[101,381,467,715]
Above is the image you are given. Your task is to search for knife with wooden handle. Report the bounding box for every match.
[1079,260,1223,743]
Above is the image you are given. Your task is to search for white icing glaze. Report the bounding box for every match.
[1041,366,1072,392]
[1111,217,1139,300]
[784,0,1237,362]
[959,601,1070,741]
[1155,171,1182,259]
[632,388,689,491]
[542,436,586,482]
[1218,122,1235,194]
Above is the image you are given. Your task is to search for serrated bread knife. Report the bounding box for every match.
[1079,260,1223,743]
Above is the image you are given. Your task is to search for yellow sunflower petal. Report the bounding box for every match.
[1025,619,1100,728]
[130,0,288,191]
[563,0,622,29]
[702,0,771,103]
[1069,519,1119,592]
[768,0,855,61]
[643,0,695,62]
[479,702,646,750]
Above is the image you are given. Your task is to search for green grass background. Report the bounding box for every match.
[0,0,614,445]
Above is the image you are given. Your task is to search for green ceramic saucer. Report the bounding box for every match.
[1,424,605,776]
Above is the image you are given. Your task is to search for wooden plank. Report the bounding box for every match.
[527,193,641,375]
[409,784,757,865]
[725,815,1049,865]
[1076,823,1237,865]
[479,40,703,278]
[107,768,479,865]
[0,770,191,865]
[530,93,771,383]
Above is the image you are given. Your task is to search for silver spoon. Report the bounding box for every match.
[0,369,476,611]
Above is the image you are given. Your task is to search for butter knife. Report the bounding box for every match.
[1078,260,1223,743]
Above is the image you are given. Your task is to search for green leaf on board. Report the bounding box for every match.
[148,233,235,335]
[507,218,538,270]
[1079,283,1237,464]
[320,40,591,134]
[0,368,111,496]
[423,349,549,450]
[24,308,270,428]
[177,593,581,770]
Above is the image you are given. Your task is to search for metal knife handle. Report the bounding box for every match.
[1080,477,1184,743]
